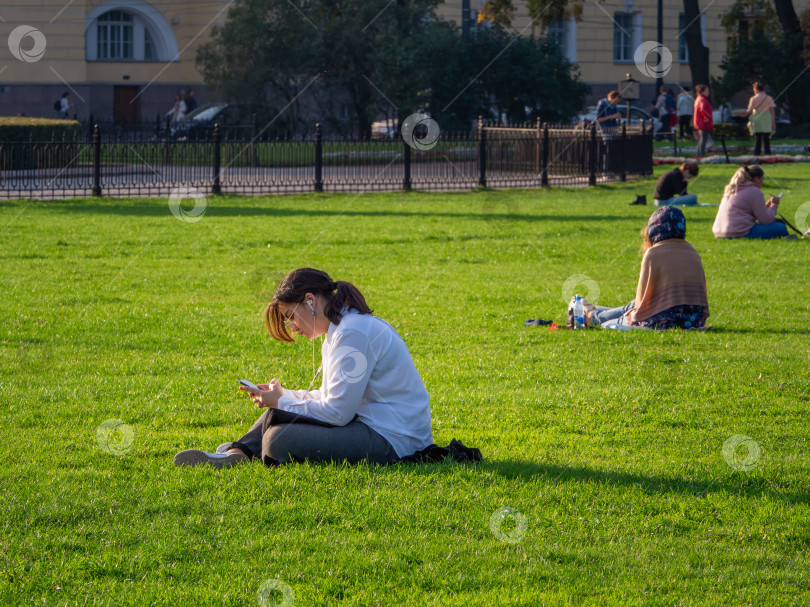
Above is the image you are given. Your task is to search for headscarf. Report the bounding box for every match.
[648,206,686,245]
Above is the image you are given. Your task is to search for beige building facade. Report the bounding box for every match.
[0,0,228,122]
[0,0,800,122]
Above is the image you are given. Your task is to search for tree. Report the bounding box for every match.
[477,0,584,31]
[197,0,451,137]
[682,0,710,89]
[713,0,810,123]
[430,28,589,129]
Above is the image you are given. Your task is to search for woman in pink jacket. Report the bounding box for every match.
[693,85,714,157]
[712,165,788,239]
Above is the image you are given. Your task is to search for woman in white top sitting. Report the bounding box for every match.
[174,268,433,467]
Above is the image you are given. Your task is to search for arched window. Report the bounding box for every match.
[86,0,178,62]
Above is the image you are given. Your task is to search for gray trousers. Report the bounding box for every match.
[233,409,399,466]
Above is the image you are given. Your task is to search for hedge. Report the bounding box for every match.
[0,117,82,170]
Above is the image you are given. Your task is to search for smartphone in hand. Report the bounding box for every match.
[238,379,261,393]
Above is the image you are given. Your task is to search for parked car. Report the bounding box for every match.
[577,105,662,133]
[371,118,398,139]
[173,104,283,140]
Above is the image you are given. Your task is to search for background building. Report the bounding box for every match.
[0,0,801,122]
[0,0,227,122]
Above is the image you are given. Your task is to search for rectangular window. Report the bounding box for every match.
[548,20,566,52]
[96,11,134,60]
[614,13,634,63]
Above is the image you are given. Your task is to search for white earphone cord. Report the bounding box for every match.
[307,298,321,392]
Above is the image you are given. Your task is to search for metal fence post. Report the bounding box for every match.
[212,123,222,195]
[252,112,258,168]
[541,122,549,187]
[315,123,323,192]
[534,118,541,174]
[588,122,596,186]
[403,142,412,191]
[620,122,627,182]
[478,117,487,188]
[92,124,101,197]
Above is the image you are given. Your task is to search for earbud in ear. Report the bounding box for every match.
[307,300,315,314]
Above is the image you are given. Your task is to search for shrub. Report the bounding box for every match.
[0,117,81,170]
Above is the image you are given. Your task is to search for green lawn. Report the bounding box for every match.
[1,164,809,606]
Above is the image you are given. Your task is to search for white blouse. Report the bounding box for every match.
[277,309,433,457]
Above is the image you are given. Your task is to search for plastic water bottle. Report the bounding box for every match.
[573,295,585,329]
[567,295,576,328]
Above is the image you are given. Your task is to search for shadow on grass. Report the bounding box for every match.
[394,459,809,505]
[24,201,636,223]
[708,327,810,335]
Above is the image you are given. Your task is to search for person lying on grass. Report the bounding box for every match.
[174,267,433,468]
[583,206,710,329]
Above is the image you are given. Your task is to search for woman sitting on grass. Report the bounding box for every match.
[586,206,710,329]
[712,165,787,239]
[174,268,433,468]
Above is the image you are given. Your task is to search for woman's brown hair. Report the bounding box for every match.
[265,268,373,342]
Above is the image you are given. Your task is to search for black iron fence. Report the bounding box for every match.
[0,121,653,199]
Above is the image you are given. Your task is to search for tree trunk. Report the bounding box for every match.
[774,0,802,36]
[683,0,710,90]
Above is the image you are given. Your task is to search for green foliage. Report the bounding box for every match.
[1,168,810,604]
[0,118,82,170]
[719,0,780,39]
[714,0,810,123]
[478,0,584,31]
[197,0,451,137]
[197,0,588,136]
[0,117,80,142]
[430,29,589,129]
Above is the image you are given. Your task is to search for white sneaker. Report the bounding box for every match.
[173,449,248,468]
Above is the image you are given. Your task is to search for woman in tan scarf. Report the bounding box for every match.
[588,206,710,329]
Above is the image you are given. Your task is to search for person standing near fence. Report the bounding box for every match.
[595,91,622,175]
[654,86,675,140]
[743,82,776,156]
[677,86,694,139]
[185,89,198,113]
[57,92,70,119]
[693,85,714,157]
[595,91,622,132]
[166,94,187,124]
